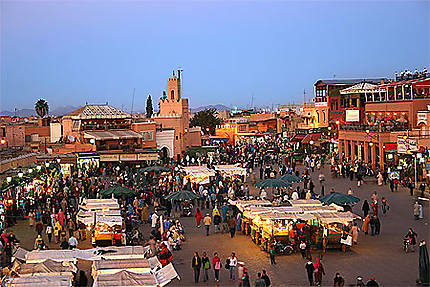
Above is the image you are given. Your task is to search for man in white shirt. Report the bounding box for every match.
[228,252,238,280]
[68,235,77,249]
[291,190,299,200]
[151,212,159,228]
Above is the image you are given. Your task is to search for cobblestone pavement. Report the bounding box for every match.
[11,165,429,287]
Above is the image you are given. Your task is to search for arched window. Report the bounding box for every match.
[322,111,326,123]
[171,90,175,100]
[316,112,320,123]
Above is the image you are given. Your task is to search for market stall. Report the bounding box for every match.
[213,164,247,181]
[77,198,124,247]
[230,200,360,253]
[3,274,74,287]
[181,166,215,185]
[92,263,179,287]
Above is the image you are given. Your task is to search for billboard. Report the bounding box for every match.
[346,110,360,122]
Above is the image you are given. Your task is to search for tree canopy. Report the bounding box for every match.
[190,108,221,135]
[35,99,49,118]
[146,94,153,118]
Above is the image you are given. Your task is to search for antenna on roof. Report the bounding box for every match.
[130,88,136,120]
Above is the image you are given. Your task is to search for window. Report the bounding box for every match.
[171,90,175,100]
[322,111,326,123]
[147,131,154,141]
[141,131,147,141]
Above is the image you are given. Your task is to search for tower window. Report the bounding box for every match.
[171,90,175,100]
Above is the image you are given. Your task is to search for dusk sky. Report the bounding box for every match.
[1,0,429,112]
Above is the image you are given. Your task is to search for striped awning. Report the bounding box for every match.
[84,130,143,140]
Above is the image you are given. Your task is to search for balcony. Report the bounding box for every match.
[340,123,409,132]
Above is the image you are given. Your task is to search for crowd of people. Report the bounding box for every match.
[0,136,427,286]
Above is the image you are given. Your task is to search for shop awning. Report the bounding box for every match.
[289,134,306,143]
[84,130,143,141]
[383,143,397,151]
[301,133,322,144]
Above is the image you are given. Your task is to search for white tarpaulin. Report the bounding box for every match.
[214,164,247,177]
[4,274,73,287]
[25,246,151,264]
[92,263,179,287]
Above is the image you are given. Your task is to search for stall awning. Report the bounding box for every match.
[84,130,143,141]
[301,133,322,144]
[289,134,306,143]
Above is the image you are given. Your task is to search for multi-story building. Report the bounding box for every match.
[338,75,430,172]
[314,78,388,128]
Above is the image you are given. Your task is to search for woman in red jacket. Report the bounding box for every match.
[212,252,221,282]
[195,208,203,228]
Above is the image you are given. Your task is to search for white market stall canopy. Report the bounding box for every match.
[214,164,247,177]
[231,199,360,224]
[92,263,179,287]
[4,274,74,287]
[228,199,272,212]
[78,198,122,227]
[80,198,120,211]
[25,246,151,264]
[13,259,77,276]
[92,257,161,277]
[182,166,216,185]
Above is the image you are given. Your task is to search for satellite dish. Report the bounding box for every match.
[68,135,75,142]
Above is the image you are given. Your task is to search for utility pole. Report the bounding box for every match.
[303,89,306,104]
[130,88,135,121]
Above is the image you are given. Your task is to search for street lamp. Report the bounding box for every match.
[18,172,23,178]
[36,165,41,171]
[309,140,314,145]
[45,162,50,167]
[6,177,11,183]
[28,168,33,173]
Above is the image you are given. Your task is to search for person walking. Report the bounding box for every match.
[254,272,266,287]
[314,257,325,286]
[305,258,315,286]
[366,276,380,286]
[299,241,307,258]
[333,272,345,287]
[195,208,203,228]
[269,244,276,265]
[369,215,376,236]
[241,271,251,287]
[192,252,201,283]
[201,252,210,282]
[45,224,53,243]
[381,197,389,215]
[228,216,237,238]
[261,270,271,287]
[228,252,238,280]
[351,223,360,245]
[375,216,381,235]
[212,252,221,282]
[362,215,370,235]
[203,213,212,236]
[213,208,221,233]
[362,200,370,217]
[414,201,421,220]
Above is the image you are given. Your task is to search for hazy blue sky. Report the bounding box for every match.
[1,0,429,112]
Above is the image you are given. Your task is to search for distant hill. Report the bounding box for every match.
[51,105,81,116]
[0,109,35,117]
[1,106,80,117]
[190,104,231,113]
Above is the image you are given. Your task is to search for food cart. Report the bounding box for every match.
[182,166,216,185]
[213,164,247,182]
[231,199,360,253]
[77,199,124,247]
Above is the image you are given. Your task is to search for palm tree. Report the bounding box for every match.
[35,99,49,118]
